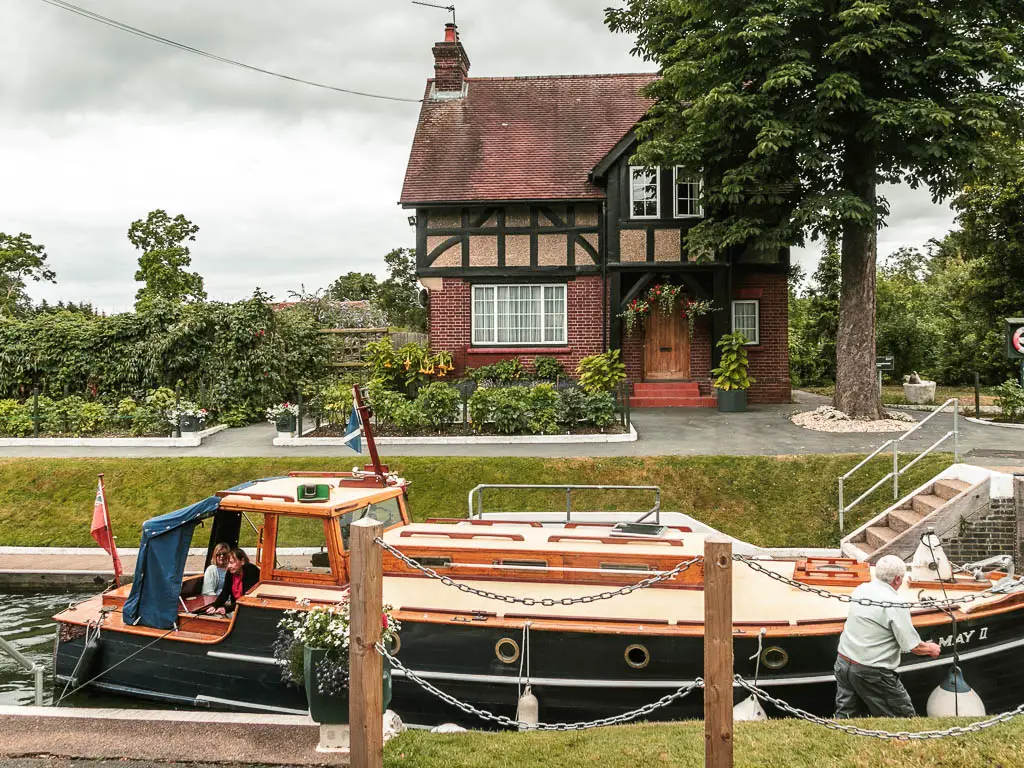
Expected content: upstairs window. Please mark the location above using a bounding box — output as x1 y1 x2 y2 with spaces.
472 284 566 345
674 168 704 218
731 300 760 345
629 166 660 219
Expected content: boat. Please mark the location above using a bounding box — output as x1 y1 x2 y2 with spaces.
54 390 1024 726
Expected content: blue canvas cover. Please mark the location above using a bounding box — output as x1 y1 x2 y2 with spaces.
122 479 275 629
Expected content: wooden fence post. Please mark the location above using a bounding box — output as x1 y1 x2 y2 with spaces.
704 535 734 768
350 518 384 768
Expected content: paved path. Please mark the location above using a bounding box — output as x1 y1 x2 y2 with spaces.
0 397 1020 464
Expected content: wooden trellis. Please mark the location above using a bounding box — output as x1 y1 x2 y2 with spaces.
319 328 389 368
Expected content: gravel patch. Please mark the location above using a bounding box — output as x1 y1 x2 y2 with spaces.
791 405 916 433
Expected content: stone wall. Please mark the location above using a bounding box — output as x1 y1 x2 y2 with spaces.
941 495 1019 566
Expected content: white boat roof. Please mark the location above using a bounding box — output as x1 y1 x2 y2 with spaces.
219 475 401 510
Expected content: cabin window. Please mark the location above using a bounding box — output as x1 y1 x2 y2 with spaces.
498 559 547 569
275 517 333 576
673 168 703 218
731 300 760 345
629 166 660 219
471 284 566 345
600 563 652 573
338 498 404 550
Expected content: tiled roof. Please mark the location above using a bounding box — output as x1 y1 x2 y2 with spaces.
400 73 657 205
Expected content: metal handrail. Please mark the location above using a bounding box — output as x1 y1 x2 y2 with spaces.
467 484 661 525
0 634 44 706
837 398 959 534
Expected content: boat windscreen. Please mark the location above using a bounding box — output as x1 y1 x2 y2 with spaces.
339 497 403 550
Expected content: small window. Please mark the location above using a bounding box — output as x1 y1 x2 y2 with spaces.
472 284 566 345
275 517 332 575
498 559 548 569
732 300 759 345
338 498 404 550
673 168 703 218
600 563 652 573
629 166 660 219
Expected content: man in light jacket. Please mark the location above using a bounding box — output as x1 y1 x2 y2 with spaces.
835 554 941 717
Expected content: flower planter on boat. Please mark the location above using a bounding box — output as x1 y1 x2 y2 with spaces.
303 646 393 724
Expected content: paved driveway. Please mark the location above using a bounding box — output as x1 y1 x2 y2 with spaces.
0 398 1019 464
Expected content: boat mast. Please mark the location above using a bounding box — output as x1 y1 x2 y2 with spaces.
353 385 385 481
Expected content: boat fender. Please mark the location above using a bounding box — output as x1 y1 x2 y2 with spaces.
383 710 406 743
926 667 986 717
516 684 539 728
70 630 103 690
733 695 768 721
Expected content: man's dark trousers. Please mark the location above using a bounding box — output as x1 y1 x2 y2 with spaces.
834 656 916 718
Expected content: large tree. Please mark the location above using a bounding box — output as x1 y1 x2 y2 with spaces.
328 271 378 302
608 0 1024 418
0 232 56 317
377 248 426 331
129 210 206 311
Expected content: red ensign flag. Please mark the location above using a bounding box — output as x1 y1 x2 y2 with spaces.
91 475 123 586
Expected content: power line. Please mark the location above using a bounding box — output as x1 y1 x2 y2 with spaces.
35 0 424 104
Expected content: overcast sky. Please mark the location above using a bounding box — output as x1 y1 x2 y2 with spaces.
1 0 955 312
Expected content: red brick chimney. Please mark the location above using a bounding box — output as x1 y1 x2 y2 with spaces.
431 23 470 98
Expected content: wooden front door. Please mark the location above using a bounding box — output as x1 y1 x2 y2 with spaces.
644 310 690 380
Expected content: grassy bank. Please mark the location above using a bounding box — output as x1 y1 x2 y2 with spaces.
0 454 950 548
384 718 1024 767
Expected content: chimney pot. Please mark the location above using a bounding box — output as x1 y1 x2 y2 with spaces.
444 22 457 43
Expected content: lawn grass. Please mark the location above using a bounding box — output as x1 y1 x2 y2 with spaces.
0 454 950 548
804 384 998 407
383 718 1024 767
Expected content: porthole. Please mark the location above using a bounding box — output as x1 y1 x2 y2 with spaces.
495 637 520 664
385 634 401 656
625 643 650 669
761 646 789 670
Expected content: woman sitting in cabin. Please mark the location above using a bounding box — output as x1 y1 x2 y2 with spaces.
208 549 260 616
201 542 231 596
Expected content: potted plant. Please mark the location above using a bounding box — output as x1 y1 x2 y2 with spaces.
166 401 207 435
711 332 755 412
275 600 398 724
267 402 300 437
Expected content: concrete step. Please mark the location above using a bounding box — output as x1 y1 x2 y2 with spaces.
629 396 717 408
632 382 702 396
866 525 897 551
911 493 946 515
841 540 872 562
933 479 971 501
888 508 925 534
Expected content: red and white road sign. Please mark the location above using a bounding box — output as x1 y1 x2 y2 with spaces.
1014 326 1024 354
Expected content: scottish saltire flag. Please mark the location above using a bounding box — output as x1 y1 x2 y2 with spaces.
91 475 124 586
344 407 362 454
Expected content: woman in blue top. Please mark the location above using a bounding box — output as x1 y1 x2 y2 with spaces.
201 542 231 595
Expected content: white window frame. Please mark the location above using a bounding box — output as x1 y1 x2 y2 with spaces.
471 283 567 346
731 299 760 345
629 165 660 219
673 167 704 219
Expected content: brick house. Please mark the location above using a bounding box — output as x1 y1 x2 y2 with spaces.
399 24 791 405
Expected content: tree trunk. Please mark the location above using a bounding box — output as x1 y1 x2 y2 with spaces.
834 149 884 420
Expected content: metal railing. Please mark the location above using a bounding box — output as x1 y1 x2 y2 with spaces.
837 398 959 534
468 484 661 524
0 634 44 706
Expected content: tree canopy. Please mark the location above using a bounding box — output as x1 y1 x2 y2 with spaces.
607 0 1024 417
0 232 56 317
129 210 207 310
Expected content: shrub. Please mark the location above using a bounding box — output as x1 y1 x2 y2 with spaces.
390 400 425 434
366 380 410 428
491 388 530 434
556 387 587 424
533 356 564 381
583 391 616 427
145 387 177 411
711 333 755 391
994 379 1024 421
0 399 32 437
527 383 560 434
78 402 110 435
576 350 626 393
467 359 528 385
415 382 461 429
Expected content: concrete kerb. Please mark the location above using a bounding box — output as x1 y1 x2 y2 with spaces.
0 424 229 448
964 416 1024 430
273 423 638 447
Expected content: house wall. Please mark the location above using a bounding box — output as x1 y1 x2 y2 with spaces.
428 275 607 376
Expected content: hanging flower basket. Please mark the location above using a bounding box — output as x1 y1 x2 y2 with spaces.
618 282 720 338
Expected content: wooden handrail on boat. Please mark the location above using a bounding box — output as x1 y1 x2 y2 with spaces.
398 530 526 542
547 534 684 546
424 518 544 527
563 522 693 533
215 490 296 502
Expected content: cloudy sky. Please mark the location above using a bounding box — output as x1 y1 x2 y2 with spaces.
1 0 955 312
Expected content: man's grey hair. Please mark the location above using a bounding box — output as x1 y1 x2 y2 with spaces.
874 555 907 585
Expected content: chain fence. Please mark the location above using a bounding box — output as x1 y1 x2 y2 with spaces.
734 555 1024 609
734 675 1024 740
377 643 703 731
375 537 702 606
